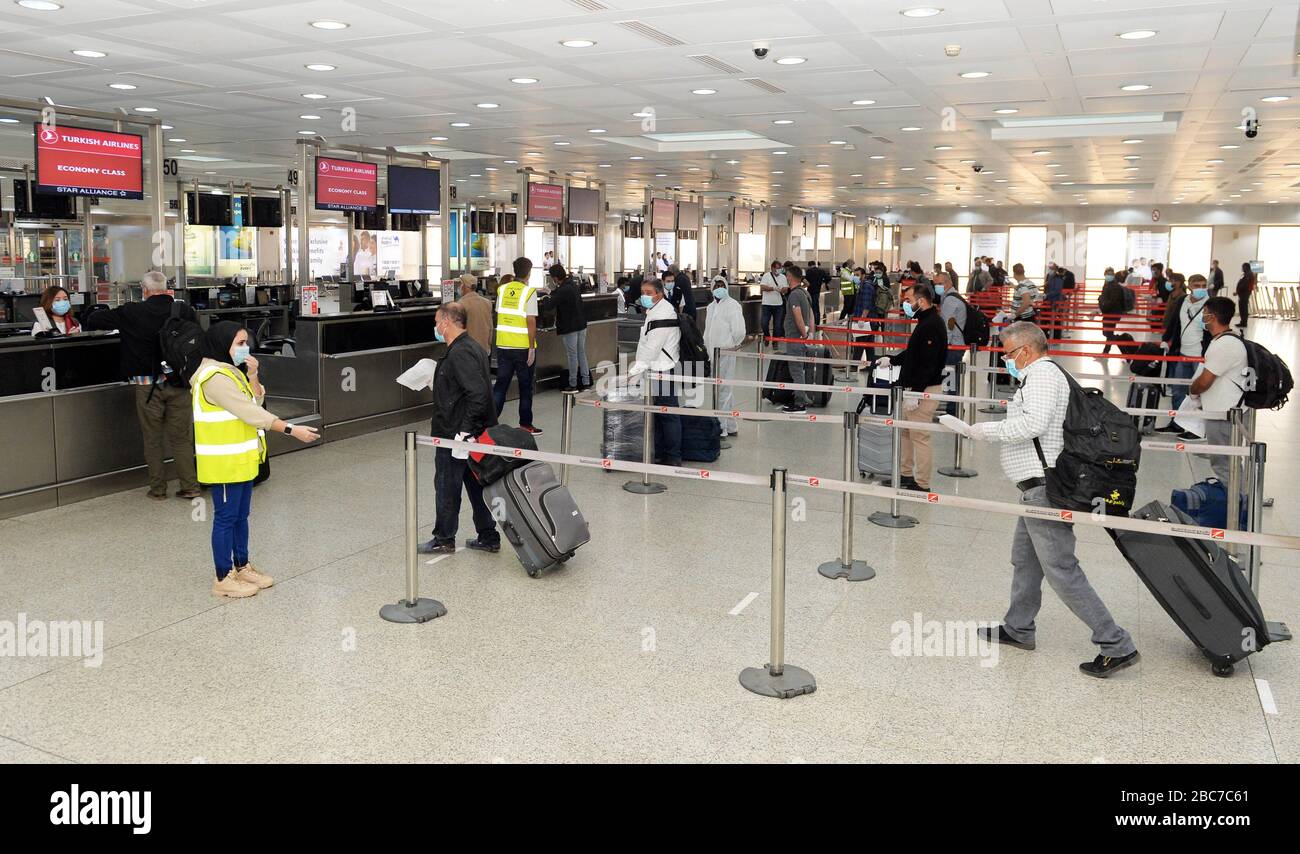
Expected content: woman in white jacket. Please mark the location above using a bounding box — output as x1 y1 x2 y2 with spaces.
703 276 747 436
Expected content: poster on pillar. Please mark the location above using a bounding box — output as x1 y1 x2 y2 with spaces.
285 227 349 279
1126 230 1169 280
377 233 403 278
654 232 675 267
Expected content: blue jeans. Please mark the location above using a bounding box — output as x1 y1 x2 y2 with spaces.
211 479 254 579
560 329 590 387
432 448 499 546
760 304 784 349
651 372 682 465
1166 358 1197 411
493 347 535 428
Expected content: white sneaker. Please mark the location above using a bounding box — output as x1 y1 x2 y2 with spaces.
212 572 258 598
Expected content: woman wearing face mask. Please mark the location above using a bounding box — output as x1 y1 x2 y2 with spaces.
31 286 81 337
192 321 320 598
1097 267 1126 352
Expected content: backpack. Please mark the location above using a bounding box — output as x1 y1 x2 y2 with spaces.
468 424 538 486
1226 334 1293 410
158 300 205 388
873 277 894 314
1112 334 1163 378
943 292 990 347
1032 361 1142 517
648 312 711 377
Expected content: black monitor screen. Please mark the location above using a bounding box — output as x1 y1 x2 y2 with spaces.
13 179 78 220
387 164 440 214
498 212 517 234
248 196 282 227
185 192 234 226
473 210 496 233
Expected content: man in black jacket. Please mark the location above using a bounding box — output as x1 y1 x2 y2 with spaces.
663 266 696 319
421 301 500 555
550 263 590 391
878 281 947 491
804 261 829 326
82 271 202 501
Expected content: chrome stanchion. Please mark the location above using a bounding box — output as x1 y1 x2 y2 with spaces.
740 468 816 699
939 358 978 479
713 345 731 450
979 341 1003 414
1246 442 1293 642
380 431 447 624
754 334 766 411
870 386 919 529
560 390 576 486
819 411 875 581
1226 409 1244 554
623 374 667 494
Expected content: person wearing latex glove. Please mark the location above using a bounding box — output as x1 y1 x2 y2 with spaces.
891 281 947 492
629 277 683 466
421 301 501 556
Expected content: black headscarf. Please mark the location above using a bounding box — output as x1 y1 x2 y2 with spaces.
202 321 247 367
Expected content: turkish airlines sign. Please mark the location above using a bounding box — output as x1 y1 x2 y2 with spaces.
34 124 144 199
527 183 563 222
314 156 378 212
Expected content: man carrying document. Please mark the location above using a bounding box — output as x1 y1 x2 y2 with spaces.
946 322 1139 679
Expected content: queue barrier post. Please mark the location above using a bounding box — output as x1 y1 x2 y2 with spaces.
938 358 978 479
1245 441 1295 643
560 390 576 486
818 410 876 582
379 431 447 624
623 374 667 495
1226 409 1244 553
754 333 766 411
869 385 919 529
714 345 731 450
979 340 1003 414
740 467 817 699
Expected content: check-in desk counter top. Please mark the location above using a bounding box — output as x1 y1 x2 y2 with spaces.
0 331 320 519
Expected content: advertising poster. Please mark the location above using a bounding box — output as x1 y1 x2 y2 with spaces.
286 227 349 278
972 232 1008 265
184 225 215 276
301 284 319 315
1126 230 1169 280
352 230 378 278
217 226 256 277
377 233 403 278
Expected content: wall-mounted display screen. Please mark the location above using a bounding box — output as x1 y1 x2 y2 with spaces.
473 210 497 233
652 198 677 232
498 212 518 234
387 164 439 214
527 183 564 222
315 156 378 212
248 196 282 228
677 201 700 231
568 187 600 225
185 191 234 226
13 179 78 220
34 123 144 199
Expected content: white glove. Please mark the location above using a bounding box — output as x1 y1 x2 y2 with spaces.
452 431 470 460
1160 340 1170 351
903 397 921 414
875 356 892 369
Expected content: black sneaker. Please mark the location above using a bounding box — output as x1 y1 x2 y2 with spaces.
521 425 544 436
1154 423 1183 434
976 625 1036 651
781 404 807 414
561 384 578 393
465 537 500 553
1177 431 1204 441
898 476 922 491
1079 650 1140 679
416 539 456 555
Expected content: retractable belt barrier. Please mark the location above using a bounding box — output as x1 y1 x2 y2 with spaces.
965 365 1197 386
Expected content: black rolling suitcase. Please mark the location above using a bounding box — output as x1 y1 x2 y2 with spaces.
1125 382 1162 433
1109 501 1276 677
807 345 833 408
483 461 591 578
762 359 796 406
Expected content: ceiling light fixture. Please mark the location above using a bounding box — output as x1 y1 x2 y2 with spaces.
901 7 943 17
305 63 336 72
994 107 1018 114
133 106 157 112
450 121 470 127
934 144 952 151
959 71 990 79
1122 138 1143 144
560 39 596 48
691 88 717 95
851 99 876 106
1120 83 1151 91
108 83 136 90
772 119 794 125
301 92 327 99
1260 95 1290 103
1118 30 1157 40
310 20 348 30
17 0 62 9
476 102 498 109
430 136 448 141
829 139 847 145
587 128 606 133
72 49 106 58
775 57 806 65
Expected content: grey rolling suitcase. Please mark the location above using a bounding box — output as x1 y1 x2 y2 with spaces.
857 422 893 478
483 461 591 578
1109 501 1279 677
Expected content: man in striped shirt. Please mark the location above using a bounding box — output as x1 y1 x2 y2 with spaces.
967 322 1139 679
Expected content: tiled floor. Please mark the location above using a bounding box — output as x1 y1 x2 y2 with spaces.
0 318 1296 763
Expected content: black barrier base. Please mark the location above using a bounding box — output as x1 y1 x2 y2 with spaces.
938 466 978 478
379 598 447 624
817 559 876 582
870 510 919 528
739 663 816 699
623 480 667 494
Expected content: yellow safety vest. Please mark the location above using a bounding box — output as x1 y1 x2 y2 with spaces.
192 363 266 484
495 281 537 349
840 270 856 295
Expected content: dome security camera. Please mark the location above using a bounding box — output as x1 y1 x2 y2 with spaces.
1244 119 1259 139
753 43 770 59
972 163 984 173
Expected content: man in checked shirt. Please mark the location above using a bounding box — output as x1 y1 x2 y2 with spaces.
967 322 1140 679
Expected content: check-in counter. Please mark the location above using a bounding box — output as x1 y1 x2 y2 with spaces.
0 331 320 519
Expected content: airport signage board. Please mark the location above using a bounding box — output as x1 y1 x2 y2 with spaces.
34 124 144 199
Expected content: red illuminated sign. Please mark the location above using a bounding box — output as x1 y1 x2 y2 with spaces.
34 123 143 199
527 183 563 222
314 156 378 212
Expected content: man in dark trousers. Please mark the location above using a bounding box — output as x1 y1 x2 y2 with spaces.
877 281 947 492
82 270 202 501
804 260 829 327
420 301 500 555
663 265 696 319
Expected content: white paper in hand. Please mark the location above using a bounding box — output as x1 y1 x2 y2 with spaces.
939 414 972 437
1173 396 1206 439
396 358 437 391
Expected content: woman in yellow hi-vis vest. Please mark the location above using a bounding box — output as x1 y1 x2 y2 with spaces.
192 322 319 598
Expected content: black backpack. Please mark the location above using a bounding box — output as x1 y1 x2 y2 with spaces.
944 292 990 347
158 301 204 388
648 312 711 377
1032 361 1142 517
1226 334 1293 410
468 424 538 486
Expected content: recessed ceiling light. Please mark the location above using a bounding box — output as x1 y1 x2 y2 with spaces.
134 106 157 113
560 39 596 48
691 88 717 95
1122 138 1143 144
0 117 19 123
901 7 943 17
851 99 876 106
527 151 543 156
850 173 863 177
301 92 327 99
829 139 847 145
476 102 499 109
310 20 349 30
1054 173 1068 178
17 0 62 9
168 137 186 143
1118 30 1157 40
1044 163 1061 168
1122 155 1140 161
429 136 448 141
469 173 481 178
775 57 806 65
108 83 136 90
72 49 106 58
960 159 976 164
587 128 606 134
504 159 518 164
900 166 915 171
901 126 922 132
297 130 315 136
597 163 611 168
450 121 471 128
1260 95 1290 103
510 77 539 86
1120 83 1151 92
959 71 990 79
772 150 788 155
553 141 570 145
1061 181 1075 185
1032 149 1051 155
180 149 196 154
934 144 952 151
1220 144 1239 149
816 163 830 168
305 63 336 72
1124 166 1140 171
994 107 1019 114
485 167 497 172
772 119 795 125
687 166 701 171
629 155 644 160
631 110 653 118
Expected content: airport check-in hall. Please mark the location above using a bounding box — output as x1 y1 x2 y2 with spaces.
1 0 1300 788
